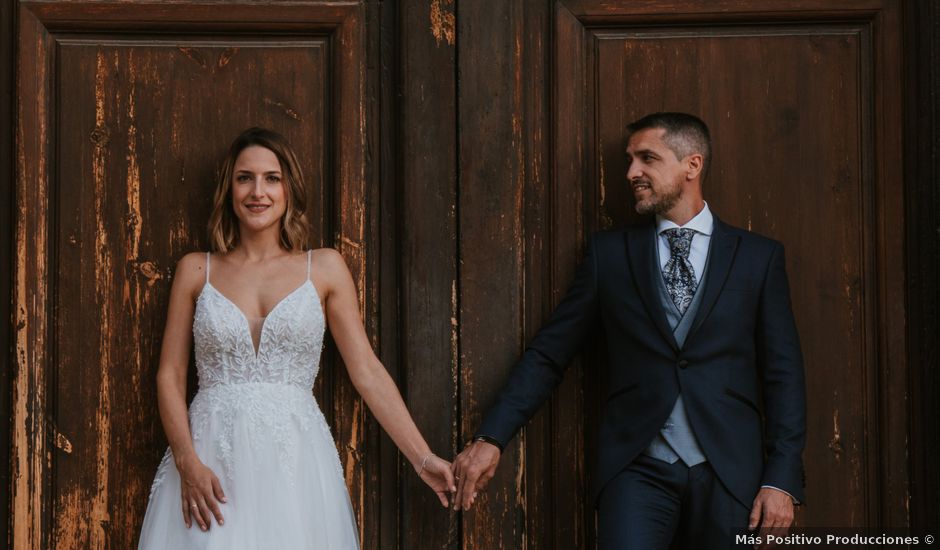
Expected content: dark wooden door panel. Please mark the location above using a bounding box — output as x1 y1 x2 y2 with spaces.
13 3 375 549
555 0 905 535
54 39 329 549
595 27 868 526
7 0 917 548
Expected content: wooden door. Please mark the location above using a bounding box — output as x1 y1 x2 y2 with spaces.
558 0 905 543
450 0 907 547
6 0 923 548
11 3 380 548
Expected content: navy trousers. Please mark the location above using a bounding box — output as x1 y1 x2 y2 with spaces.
597 454 752 549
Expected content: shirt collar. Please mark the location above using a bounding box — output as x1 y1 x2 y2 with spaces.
656 201 714 236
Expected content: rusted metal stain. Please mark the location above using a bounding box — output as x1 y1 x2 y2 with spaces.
429 0 455 46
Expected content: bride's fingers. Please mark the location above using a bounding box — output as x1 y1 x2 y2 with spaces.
181 497 192 528
194 496 211 531
189 498 205 531
440 463 457 493
211 476 227 504
204 491 225 526
430 460 457 493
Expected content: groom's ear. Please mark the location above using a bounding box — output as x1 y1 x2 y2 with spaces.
685 153 704 181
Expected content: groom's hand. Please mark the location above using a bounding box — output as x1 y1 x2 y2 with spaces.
749 487 795 544
451 440 501 511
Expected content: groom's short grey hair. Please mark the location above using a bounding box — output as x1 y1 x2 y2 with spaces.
625 112 712 179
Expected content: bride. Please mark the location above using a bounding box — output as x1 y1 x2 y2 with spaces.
138 128 454 549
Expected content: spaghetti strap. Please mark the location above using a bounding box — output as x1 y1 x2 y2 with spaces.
205 252 211 284
306 249 312 280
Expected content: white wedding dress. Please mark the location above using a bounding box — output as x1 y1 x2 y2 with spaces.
138 250 359 549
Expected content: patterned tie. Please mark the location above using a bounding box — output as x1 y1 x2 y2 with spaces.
662 228 697 314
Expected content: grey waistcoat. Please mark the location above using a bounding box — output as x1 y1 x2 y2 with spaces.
642 243 709 466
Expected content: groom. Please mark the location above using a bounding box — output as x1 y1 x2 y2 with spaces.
452 113 806 548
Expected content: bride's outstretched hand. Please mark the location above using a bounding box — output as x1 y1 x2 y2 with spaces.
415 454 456 508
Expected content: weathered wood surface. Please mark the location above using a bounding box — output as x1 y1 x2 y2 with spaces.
903 0 940 533
0 0 15 540
398 0 458 548
555 0 908 532
10 2 377 549
595 26 875 528
4 0 933 549
12 8 55 550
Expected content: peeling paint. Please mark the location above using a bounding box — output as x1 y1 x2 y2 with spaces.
263 97 301 121
53 429 73 454
137 261 165 286
177 46 207 69
828 407 843 461
91 50 113 550
429 0 455 47
13 20 51 548
218 47 238 68
344 399 362 486
339 235 363 250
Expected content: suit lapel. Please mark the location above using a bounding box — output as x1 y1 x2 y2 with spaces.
686 217 739 342
625 225 679 351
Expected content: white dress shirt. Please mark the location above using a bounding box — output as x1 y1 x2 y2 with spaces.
656 202 713 287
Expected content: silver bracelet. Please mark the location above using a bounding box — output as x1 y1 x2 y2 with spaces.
418 452 435 475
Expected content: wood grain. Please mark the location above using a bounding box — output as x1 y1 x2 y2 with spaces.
397 0 459 548
557 0 907 533
12 8 55 549
457 1 526 546
903 0 940 532
3 0 928 547
0 0 16 547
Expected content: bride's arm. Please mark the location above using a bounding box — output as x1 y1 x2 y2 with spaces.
156 252 226 530
317 249 455 507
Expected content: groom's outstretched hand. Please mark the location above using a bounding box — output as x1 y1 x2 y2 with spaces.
451 440 501 511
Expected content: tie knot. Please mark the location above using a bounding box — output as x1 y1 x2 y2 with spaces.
663 228 696 260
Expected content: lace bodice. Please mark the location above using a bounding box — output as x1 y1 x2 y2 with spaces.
153 250 338 484
141 251 357 548
192 250 326 390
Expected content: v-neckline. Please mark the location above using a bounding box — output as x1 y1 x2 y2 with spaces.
204 280 312 359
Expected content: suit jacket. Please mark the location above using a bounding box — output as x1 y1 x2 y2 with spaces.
477 216 807 507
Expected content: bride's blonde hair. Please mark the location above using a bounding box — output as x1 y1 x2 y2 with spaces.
208 127 312 253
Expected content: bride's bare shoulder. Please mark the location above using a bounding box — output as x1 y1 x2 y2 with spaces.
310 247 352 280
173 251 210 298
310 246 349 267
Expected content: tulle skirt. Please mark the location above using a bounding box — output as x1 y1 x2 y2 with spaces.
138 382 359 549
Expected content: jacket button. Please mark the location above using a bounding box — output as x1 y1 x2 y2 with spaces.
678 360 689 369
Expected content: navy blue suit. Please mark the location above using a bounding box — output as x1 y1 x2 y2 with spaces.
477 217 806 544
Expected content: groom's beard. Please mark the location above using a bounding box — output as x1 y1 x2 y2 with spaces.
634 178 683 216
